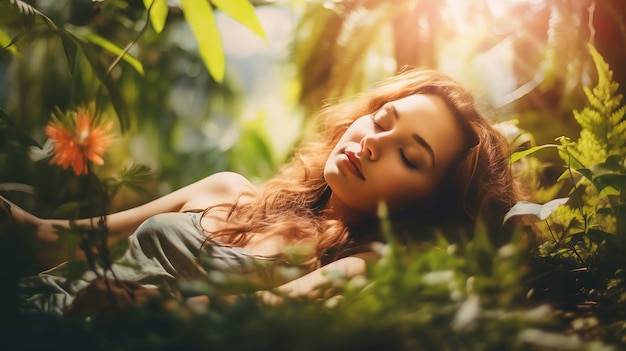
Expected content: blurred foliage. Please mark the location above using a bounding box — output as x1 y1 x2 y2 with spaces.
0 208 619 350
2 0 626 211
290 0 626 150
0 0 279 217
506 43 626 348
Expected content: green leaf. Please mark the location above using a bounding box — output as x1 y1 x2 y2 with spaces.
593 173 626 193
509 144 559 164
0 108 14 126
142 0 169 33
62 259 90 282
58 30 77 73
0 28 20 56
79 40 131 132
53 201 84 217
118 164 153 194
211 0 267 40
0 108 41 148
503 197 570 224
181 0 225 82
587 229 616 246
83 32 145 76
574 167 593 182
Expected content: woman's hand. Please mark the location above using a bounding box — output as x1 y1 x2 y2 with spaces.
64 278 161 321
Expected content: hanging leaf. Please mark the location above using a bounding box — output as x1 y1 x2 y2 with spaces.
59 31 77 74
503 197 570 224
83 33 144 76
142 0 169 34
181 0 224 83
79 41 131 132
212 0 266 40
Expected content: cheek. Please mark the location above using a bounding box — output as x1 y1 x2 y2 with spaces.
375 171 439 212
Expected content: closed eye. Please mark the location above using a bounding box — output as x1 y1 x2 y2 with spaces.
370 115 385 131
399 149 417 169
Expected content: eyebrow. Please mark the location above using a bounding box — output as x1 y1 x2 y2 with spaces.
389 104 436 168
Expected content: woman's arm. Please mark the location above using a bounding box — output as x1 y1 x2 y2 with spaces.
65 252 379 319
258 252 379 304
3 171 254 241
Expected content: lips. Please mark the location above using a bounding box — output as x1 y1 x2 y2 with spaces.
342 150 365 180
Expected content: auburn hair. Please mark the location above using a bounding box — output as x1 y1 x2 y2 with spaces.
203 68 519 269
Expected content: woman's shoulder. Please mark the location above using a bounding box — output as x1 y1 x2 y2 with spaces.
198 172 258 197
178 172 258 212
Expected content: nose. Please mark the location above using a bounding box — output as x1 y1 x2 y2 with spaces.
360 134 380 161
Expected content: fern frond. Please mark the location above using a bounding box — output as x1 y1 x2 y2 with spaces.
576 130 607 166
582 86 604 112
572 45 626 165
588 43 621 107
573 107 601 134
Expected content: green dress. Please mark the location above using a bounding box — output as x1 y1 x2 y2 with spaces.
19 212 292 315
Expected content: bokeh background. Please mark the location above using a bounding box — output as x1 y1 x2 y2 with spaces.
1 0 625 216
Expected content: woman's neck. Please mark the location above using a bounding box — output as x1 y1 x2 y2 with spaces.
324 192 371 228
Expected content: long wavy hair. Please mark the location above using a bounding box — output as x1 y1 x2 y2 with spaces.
204 68 518 269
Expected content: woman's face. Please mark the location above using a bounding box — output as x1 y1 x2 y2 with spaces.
324 94 467 216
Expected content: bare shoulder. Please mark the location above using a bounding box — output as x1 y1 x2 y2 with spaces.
179 172 257 212
198 172 257 197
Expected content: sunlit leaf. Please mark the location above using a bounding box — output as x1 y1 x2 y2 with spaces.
0 28 20 56
142 0 169 33
181 0 224 82
211 0 266 40
503 197 570 224
83 32 144 76
509 144 558 164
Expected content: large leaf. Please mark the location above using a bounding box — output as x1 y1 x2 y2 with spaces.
212 0 266 40
503 197 570 224
59 30 77 73
181 0 224 83
142 0 169 34
83 32 144 76
78 37 131 132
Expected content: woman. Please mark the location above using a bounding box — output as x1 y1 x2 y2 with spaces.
5 68 518 318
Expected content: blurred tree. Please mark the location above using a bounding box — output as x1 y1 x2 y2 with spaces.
291 0 447 113
289 0 626 149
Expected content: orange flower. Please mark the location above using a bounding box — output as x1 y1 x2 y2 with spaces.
45 107 114 176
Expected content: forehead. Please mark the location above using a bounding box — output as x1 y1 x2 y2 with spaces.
392 94 466 168
391 94 449 115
